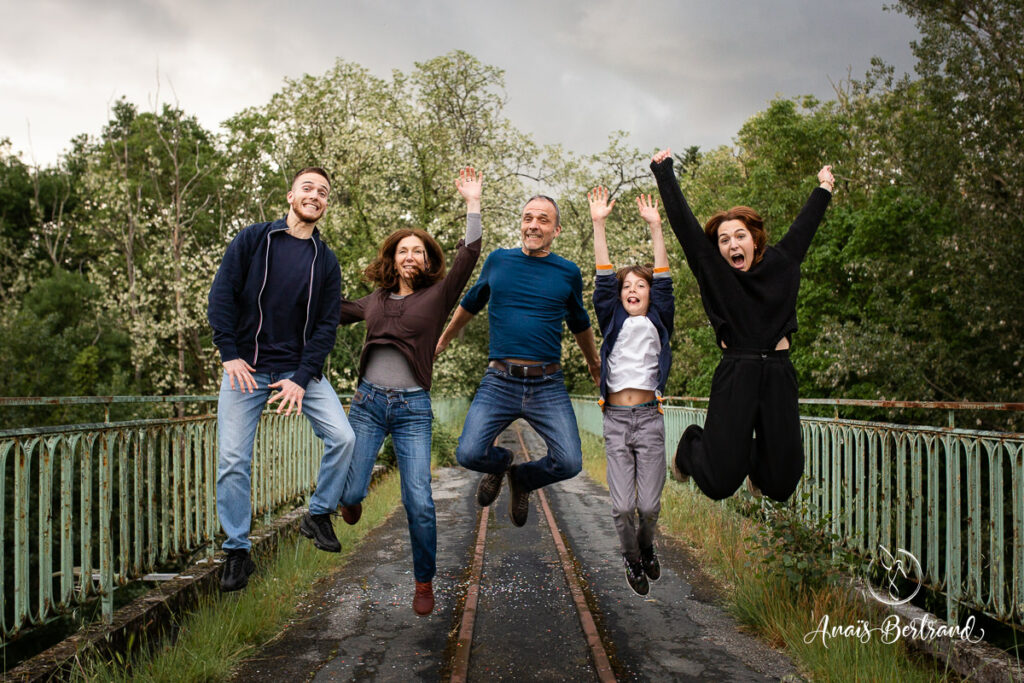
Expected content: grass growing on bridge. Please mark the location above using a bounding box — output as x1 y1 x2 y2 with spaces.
579 432 960 683
71 471 403 683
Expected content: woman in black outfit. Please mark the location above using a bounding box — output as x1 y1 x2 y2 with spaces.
649 148 834 502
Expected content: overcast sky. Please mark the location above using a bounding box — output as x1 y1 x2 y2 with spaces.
1 0 921 166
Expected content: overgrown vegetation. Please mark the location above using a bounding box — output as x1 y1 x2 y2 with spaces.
579 431 960 681
70 472 402 682
738 492 860 594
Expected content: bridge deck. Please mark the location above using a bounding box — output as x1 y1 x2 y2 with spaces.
230 421 797 681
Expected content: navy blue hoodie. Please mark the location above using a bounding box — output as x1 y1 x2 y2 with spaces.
593 269 674 400
207 216 341 389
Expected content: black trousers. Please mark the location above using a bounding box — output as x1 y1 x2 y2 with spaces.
677 348 803 502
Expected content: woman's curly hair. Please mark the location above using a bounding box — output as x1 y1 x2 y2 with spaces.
364 229 446 291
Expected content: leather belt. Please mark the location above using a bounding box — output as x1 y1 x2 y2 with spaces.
489 360 561 378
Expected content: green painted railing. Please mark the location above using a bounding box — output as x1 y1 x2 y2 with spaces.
6 393 1021 642
573 396 1024 627
0 395 469 644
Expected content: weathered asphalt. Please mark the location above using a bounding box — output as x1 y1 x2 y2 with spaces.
231 421 800 681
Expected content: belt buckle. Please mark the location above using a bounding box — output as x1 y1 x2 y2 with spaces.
510 363 527 378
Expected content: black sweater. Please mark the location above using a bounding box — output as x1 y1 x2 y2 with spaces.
651 157 831 350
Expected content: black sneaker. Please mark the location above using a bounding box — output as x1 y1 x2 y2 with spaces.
640 545 661 581
220 548 255 592
300 512 341 552
476 472 504 507
623 556 650 596
507 465 530 527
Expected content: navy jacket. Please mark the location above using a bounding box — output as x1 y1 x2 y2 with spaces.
207 216 341 389
593 270 674 400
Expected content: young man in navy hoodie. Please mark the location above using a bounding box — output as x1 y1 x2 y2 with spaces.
208 168 355 592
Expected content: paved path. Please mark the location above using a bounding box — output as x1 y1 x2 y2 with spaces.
232 421 799 681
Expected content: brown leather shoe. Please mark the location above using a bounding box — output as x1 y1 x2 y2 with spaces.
340 503 362 525
413 581 434 616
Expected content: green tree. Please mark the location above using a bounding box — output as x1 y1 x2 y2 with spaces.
224 52 553 396
76 99 226 396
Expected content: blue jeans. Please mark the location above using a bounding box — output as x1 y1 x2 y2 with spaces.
217 370 355 551
456 367 582 492
341 380 436 583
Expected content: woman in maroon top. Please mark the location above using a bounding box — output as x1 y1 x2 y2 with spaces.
650 148 833 503
336 167 483 615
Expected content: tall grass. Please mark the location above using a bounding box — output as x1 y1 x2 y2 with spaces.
579 431 958 682
72 472 402 683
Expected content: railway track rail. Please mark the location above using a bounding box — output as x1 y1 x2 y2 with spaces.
231 420 795 681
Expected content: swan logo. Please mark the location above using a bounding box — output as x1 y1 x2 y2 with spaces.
867 546 922 606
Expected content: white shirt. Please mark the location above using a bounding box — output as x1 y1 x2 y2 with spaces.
606 315 661 393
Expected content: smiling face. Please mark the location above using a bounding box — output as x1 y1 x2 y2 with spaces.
620 271 652 316
717 219 755 271
394 234 428 285
520 197 561 256
287 172 330 223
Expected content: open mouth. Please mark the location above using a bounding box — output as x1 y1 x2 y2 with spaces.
730 253 746 268
626 296 640 305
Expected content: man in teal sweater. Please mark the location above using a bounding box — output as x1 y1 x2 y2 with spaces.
436 195 601 527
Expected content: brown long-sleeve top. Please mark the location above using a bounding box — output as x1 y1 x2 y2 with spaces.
339 227 481 391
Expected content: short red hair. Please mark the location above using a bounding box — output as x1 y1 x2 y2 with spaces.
704 206 767 266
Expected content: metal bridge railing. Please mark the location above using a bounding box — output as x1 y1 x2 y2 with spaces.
572 396 1024 628
0 398 325 643
0 395 470 645
5 393 1020 642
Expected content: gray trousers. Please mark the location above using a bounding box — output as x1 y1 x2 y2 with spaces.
603 404 666 562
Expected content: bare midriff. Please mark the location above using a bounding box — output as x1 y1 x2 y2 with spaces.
606 388 657 406
504 358 544 365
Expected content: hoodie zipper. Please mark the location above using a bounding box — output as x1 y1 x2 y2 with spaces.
252 225 288 365
253 224 319 365
304 238 318 345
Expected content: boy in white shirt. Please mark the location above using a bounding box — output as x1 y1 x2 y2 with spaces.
589 187 675 596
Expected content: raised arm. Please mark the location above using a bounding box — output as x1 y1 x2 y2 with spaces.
776 165 835 263
587 186 615 267
456 166 482 216
649 148 713 268
636 193 668 270
444 166 485 309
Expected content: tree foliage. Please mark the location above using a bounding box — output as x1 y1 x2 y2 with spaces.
0 35 1019 427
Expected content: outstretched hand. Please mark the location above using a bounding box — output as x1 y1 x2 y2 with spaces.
267 378 305 416
588 186 615 222
651 148 672 164
456 166 483 212
223 358 258 393
818 165 835 192
636 194 661 226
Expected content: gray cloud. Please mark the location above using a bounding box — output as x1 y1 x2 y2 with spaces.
1 0 919 164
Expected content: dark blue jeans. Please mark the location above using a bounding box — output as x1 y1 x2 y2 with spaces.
342 380 436 583
456 368 582 492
